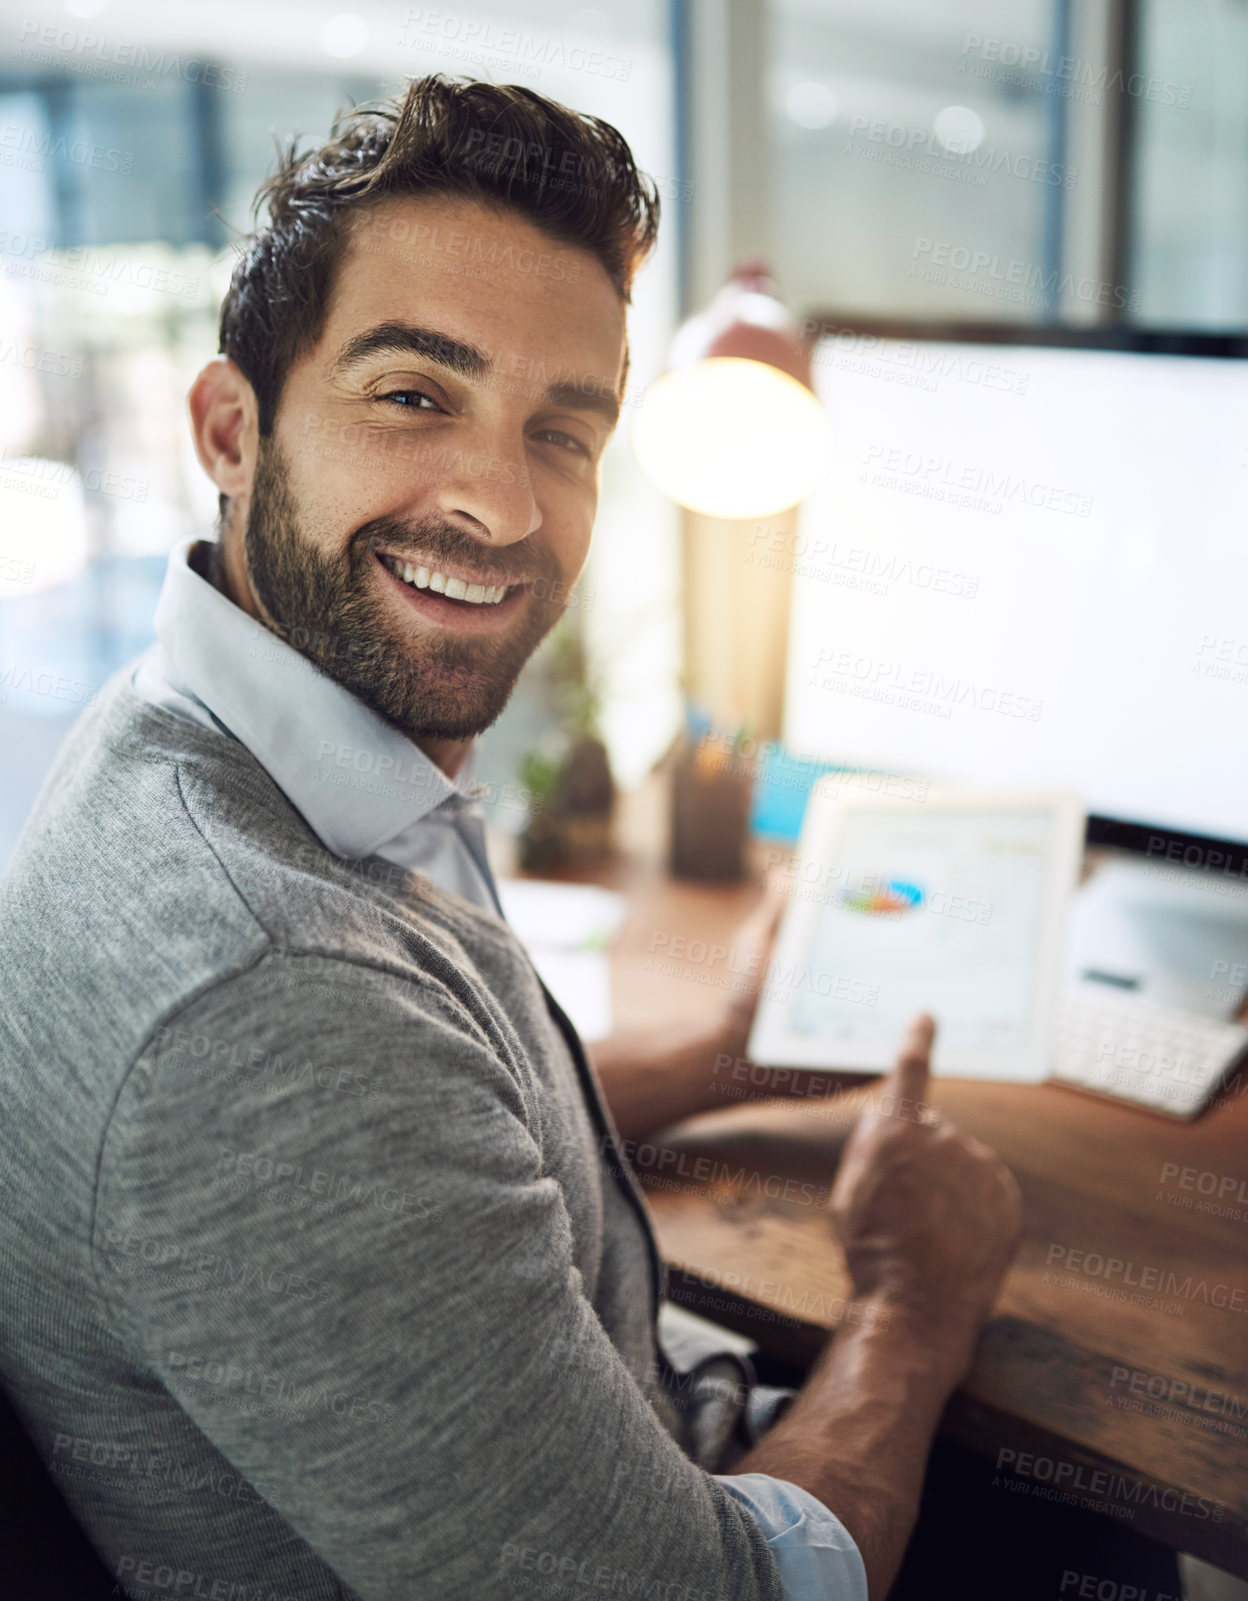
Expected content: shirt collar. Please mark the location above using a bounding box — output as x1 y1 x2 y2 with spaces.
152 537 481 860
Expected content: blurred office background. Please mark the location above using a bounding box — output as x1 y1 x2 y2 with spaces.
1 0 1245 864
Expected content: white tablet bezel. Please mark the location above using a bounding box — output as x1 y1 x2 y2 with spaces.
747 779 1087 1081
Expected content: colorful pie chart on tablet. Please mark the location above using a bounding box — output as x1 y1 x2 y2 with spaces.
839 879 924 915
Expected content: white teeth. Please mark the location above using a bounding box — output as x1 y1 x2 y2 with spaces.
384 555 508 605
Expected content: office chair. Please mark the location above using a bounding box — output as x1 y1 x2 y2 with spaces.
0 1380 129 1597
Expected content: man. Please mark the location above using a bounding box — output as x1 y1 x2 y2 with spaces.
0 75 1027 1599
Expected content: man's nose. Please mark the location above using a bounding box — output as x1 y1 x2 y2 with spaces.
433 423 542 548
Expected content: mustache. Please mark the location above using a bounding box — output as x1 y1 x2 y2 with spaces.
352 515 557 590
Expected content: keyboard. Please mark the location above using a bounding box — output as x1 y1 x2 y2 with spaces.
1050 985 1248 1118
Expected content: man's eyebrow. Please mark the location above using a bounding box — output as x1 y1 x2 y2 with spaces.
327 321 490 381
543 380 621 430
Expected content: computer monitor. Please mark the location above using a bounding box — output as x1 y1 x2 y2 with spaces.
781 320 1248 870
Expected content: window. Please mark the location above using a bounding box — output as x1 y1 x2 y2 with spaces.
1130 0 1248 325
766 0 1057 319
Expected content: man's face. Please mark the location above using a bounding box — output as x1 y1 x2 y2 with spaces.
236 192 626 742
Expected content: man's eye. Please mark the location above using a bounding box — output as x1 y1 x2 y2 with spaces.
378 390 441 411
534 428 590 458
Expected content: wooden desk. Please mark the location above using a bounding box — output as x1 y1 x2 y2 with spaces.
577 803 1248 1576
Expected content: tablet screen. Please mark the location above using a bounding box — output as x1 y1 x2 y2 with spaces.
788 807 1054 1057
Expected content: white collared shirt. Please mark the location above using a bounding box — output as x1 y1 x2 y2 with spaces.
132 538 502 915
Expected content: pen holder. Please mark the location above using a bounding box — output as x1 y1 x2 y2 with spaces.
669 735 754 882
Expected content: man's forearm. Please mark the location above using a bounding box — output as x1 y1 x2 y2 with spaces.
589 1016 867 1142
732 1300 974 1599
587 1019 740 1140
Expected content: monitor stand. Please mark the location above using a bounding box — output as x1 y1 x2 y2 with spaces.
1063 848 1248 1018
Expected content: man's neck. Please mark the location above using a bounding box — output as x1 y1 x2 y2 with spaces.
192 538 475 783
419 736 473 781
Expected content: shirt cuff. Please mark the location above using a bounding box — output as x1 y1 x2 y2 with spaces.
716 1472 869 1601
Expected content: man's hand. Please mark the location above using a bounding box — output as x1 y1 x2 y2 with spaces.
734 1015 1026 1599
592 876 873 1141
828 1012 1024 1381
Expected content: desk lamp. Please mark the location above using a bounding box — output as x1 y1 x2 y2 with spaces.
630 264 829 876
629 259 829 520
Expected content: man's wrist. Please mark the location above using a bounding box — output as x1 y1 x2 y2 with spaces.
850 1289 986 1391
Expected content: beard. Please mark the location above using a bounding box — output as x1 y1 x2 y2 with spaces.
240 435 569 741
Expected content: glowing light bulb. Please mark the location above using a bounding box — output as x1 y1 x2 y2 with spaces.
631 358 830 519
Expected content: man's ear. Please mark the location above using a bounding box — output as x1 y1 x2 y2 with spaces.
188 356 259 501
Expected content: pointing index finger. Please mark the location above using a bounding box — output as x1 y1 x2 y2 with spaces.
883 1011 934 1107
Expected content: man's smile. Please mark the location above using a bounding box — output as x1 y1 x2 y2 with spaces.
373 548 529 632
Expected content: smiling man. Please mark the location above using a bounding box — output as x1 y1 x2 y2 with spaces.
204 187 625 765
0 75 1037 1601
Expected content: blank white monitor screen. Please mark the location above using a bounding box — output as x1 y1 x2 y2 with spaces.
782 333 1248 844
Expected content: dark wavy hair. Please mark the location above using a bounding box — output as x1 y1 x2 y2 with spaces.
216 73 661 522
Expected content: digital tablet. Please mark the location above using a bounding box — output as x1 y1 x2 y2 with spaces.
747 781 1086 1081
